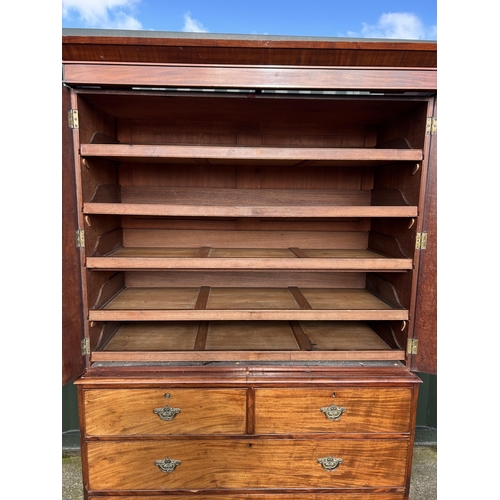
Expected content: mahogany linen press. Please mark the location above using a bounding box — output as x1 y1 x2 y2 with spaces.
62 29 437 499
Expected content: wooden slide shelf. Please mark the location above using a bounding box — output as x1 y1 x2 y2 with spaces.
87 229 411 271
80 143 423 166
84 186 417 218
87 247 412 270
89 286 408 322
91 320 405 363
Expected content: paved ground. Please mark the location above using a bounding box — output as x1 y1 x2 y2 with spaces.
62 444 437 500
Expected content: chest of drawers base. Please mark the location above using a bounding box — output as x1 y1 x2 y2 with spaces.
77 367 420 499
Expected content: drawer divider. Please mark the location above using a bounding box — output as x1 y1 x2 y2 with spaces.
290 321 313 351
194 321 209 350
195 286 211 309
289 286 312 310
246 387 255 435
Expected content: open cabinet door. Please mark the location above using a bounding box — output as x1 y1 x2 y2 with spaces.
410 96 437 375
62 84 85 385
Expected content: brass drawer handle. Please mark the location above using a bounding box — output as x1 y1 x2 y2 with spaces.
153 393 181 421
320 404 346 421
317 456 343 472
154 457 181 473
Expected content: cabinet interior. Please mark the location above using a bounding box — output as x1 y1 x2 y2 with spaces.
75 89 430 365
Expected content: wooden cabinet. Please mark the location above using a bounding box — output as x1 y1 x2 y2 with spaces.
62 29 437 499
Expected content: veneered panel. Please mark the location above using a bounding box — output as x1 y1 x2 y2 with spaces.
62 31 437 68
411 98 437 374
62 85 85 385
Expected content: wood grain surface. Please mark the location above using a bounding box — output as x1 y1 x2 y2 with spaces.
87 438 408 490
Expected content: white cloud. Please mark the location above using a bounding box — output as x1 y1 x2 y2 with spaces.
62 0 142 29
349 12 436 40
183 12 208 33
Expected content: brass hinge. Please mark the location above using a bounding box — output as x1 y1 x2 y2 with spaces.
415 232 427 250
426 117 437 135
75 229 85 248
407 338 419 355
68 109 79 129
81 338 90 356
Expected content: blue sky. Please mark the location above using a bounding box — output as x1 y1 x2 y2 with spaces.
62 0 437 40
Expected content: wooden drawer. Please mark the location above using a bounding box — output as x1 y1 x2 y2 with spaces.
89 495 405 499
87 438 408 490
83 388 247 435
254 388 412 434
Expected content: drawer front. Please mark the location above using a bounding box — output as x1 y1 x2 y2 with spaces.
254 388 412 434
89 495 405 499
87 439 408 490
83 388 247 435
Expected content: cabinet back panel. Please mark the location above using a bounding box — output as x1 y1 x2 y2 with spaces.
124 119 366 148
377 103 429 150
118 187 372 207
123 229 368 249
77 96 117 145
121 216 369 232
118 164 372 191
125 120 238 145
124 271 366 288
260 166 371 190
82 92 425 132
119 163 237 188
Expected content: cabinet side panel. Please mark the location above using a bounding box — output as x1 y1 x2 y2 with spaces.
62 84 85 385
411 98 437 374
